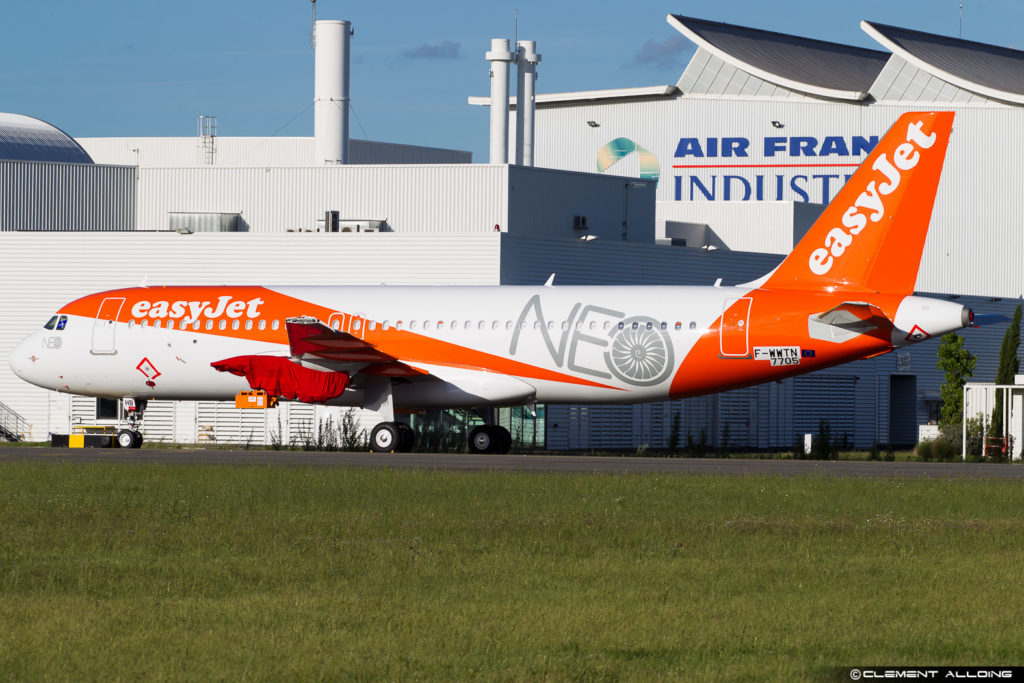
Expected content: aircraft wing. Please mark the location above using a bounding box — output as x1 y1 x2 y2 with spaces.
284 316 427 377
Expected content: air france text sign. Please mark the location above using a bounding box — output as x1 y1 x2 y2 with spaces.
671 133 880 204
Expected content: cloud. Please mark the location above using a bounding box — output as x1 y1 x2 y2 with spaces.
625 34 692 69
403 41 460 60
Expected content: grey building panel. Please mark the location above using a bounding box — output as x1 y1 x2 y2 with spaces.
0 161 135 231
672 15 888 95
866 22 1024 101
0 113 93 164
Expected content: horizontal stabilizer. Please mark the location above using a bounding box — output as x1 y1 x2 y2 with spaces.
809 301 895 343
815 302 893 335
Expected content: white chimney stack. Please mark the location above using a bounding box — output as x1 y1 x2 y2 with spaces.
314 20 351 165
486 38 515 164
514 40 541 166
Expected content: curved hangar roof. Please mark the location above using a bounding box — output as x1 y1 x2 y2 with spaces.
669 14 889 101
0 113 93 164
862 21 1024 105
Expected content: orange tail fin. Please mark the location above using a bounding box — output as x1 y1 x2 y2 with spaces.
763 111 954 294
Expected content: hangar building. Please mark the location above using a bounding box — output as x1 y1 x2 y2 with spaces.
2 15 1022 451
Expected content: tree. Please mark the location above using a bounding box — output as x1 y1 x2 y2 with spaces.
937 332 976 428
991 305 1022 439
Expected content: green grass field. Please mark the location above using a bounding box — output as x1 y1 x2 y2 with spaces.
2 463 1023 680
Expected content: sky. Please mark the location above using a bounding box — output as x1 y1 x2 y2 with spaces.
3 0 1023 162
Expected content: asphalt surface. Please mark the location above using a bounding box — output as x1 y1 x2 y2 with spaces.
1 446 1023 478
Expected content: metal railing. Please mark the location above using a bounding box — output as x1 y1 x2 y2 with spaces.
0 400 28 442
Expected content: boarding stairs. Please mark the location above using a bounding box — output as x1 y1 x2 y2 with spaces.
0 400 28 442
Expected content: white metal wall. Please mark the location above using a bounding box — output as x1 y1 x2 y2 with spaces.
0 161 135 231
77 137 471 167
135 164 508 233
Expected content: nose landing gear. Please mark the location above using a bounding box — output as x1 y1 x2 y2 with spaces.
116 398 147 449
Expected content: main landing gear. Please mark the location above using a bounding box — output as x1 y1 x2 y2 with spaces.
468 425 512 454
367 421 512 454
369 422 416 453
116 398 146 449
363 377 512 455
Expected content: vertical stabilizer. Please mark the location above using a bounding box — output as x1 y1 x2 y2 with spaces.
763 111 954 294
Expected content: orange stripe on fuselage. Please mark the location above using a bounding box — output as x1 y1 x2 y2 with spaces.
60 286 618 391
669 289 904 399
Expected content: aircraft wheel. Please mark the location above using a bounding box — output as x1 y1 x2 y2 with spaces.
493 426 512 454
370 422 400 453
116 429 136 449
469 425 495 454
396 423 416 452
132 431 144 449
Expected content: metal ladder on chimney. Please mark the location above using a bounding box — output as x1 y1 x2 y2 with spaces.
0 400 28 442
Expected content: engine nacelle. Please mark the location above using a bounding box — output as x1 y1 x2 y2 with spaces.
891 295 971 346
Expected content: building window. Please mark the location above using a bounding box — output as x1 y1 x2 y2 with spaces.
96 398 120 421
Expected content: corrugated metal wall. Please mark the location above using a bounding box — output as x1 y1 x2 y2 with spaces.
136 164 508 233
77 137 471 167
0 161 135 231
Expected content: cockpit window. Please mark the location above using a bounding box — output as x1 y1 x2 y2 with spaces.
44 316 58 330
56 316 67 330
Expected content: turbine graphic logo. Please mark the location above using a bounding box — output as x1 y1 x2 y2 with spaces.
596 138 660 184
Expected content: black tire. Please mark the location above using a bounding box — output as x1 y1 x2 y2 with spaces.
493 426 512 454
469 426 494 454
370 422 399 453
396 423 416 452
131 431 144 449
116 429 136 449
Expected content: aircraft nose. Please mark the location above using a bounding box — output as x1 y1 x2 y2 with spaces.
9 333 40 384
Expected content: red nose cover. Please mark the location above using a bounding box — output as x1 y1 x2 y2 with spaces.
211 356 349 403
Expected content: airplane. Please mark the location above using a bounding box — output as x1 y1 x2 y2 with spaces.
10 110 974 453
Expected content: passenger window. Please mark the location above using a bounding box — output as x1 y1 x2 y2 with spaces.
506 321 512 330
589 321 596 331
547 321 554 330
352 319 362 331
382 321 390 330
231 320 240 330
154 320 162 329
675 322 682 331
645 322 653 331
632 322 639 331
617 321 625 331
272 320 280 331
43 316 58 330
245 320 253 331
450 321 457 329
409 320 417 330
258 320 266 331
192 320 200 331
397 321 404 330
478 321 486 330
603 321 610 331
206 320 214 331
219 320 227 331
181 320 190 330
689 321 697 330
464 321 472 330
492 321 499 330
561 321 569 331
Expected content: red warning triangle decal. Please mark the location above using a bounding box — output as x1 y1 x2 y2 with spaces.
904 325 930 342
